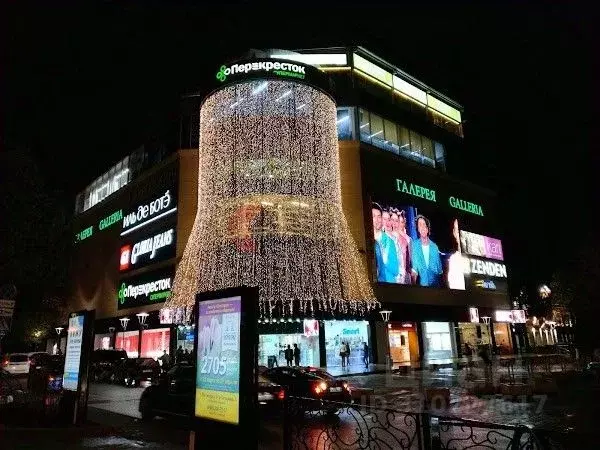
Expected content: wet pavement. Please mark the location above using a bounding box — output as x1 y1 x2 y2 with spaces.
3 360 597 448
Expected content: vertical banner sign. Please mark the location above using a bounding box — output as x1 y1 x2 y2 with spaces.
61 309 95 426
63 314 85 391
195 296 241 424
193 287 258 450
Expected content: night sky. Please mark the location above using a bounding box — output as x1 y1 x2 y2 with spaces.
4 5 596 295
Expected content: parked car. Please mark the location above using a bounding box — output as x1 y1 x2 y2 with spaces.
90 349 128 382
2 352 48 376
138 364 285 421
27 354 65 395
111 357 161 387
262 366 351 411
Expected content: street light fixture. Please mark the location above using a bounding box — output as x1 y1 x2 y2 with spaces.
55 327 64 355
481 316 492 355
119 317 130 352
136 312 149 328
379 310 392 369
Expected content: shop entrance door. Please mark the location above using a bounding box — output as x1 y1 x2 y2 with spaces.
389 330 410 363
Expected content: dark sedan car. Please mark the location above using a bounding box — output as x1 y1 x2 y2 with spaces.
138 364 285 421
262 367 351 410
27 354 64 395
111 358 161 387
90 349 128 382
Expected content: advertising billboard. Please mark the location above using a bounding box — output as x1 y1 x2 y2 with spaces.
117 266 175 310
63 313 85 391
119 227 176 272
364 150 507 295
195 296 241 425
121 188 178 237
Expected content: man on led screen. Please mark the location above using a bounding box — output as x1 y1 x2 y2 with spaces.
372 204 399 283
410 214 442 287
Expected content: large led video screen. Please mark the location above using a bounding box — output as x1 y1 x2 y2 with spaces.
364 151 507 294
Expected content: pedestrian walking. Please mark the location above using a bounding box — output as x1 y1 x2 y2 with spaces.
285 345 293 367
159 350 171 371
362 342 369 369
293 343 300 366
340 342 347 368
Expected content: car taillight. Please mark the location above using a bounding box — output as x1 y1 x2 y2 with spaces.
313 381 328 395
277 389 285 401
2 360 8 366
343 382 349 391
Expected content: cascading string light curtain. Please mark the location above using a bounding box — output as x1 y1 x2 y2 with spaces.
167 79 379 318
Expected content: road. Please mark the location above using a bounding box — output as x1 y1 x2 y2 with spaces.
86 367 600 449
4 368 598 448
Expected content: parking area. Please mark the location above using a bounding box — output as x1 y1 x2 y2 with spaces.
88 382 146 418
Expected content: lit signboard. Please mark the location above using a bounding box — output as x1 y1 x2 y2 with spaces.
119 227 176 272
63 313 85 391
427 94 462 123
365 150 506 295
117 267 174 309
393 75 427 104
74 209 123 244
212 58 332 96
353 53 393 87
75 226 93 243
195 296 242 425
495 310 513 323
303 319 319 337
269 53 347 66
460 231 504 261
121 189 177 236
469 307 479 323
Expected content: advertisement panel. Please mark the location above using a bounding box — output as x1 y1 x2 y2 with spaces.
119 227 176 272
195 296 241 425
121 188 178 237
364 150 507 294
63 314 85 391
117 267 175 310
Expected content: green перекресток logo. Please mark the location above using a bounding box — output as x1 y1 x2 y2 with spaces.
216 61 306 82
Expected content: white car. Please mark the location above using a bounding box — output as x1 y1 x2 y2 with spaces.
2 352 47 375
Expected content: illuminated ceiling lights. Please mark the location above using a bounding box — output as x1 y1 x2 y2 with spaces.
167 79 378 318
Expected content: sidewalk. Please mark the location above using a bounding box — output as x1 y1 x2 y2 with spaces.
324 352 579 377
0 407 189 449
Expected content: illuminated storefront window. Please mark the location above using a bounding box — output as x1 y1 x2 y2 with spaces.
422 322 455 360
492 323 513 354
336 107 354 140
324 320 370 367
141 328 171 360
94 333 112 350
357 108 445 170
116 331 139 358
258 333 320 368
457 323 490 351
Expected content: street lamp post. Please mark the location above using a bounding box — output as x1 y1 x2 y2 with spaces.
481 315 492 354
136 312 149 358
379 310 392 369
55 327 64 355
119 317 130 354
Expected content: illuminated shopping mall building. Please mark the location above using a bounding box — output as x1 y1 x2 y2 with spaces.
62 47 541 368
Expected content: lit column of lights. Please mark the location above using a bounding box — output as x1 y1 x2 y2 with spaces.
167 79 379 317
